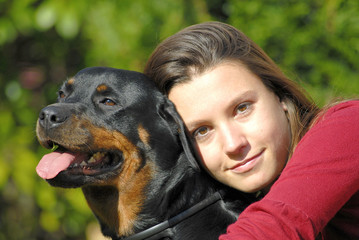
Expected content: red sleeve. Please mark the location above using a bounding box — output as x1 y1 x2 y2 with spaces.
220 100 359 239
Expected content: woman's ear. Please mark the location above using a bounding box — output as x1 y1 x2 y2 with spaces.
157 98 201 171
280 98 288 112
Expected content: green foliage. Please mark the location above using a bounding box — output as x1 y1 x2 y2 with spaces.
0 0 358 239
227 0 359 105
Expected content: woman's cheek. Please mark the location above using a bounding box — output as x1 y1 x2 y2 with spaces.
198 143 222 175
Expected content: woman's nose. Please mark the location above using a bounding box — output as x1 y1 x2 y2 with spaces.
220 122 247 155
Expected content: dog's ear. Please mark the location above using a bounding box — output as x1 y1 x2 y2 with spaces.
158 98 201 171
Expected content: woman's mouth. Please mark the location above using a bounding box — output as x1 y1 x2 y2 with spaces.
229 150 264 173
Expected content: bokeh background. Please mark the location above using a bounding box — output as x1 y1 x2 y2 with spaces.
0 0 358 239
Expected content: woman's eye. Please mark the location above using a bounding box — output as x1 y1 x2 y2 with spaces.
236 103 250 114
101 98 116 106
193 126 209 139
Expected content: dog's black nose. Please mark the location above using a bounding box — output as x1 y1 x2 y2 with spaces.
39 105 68 129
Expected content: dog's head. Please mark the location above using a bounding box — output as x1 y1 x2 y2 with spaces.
36 67 200 188
36 67 212 238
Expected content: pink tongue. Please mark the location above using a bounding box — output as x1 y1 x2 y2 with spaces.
36 152 81 179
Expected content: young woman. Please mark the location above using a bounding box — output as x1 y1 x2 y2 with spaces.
144 22 359 239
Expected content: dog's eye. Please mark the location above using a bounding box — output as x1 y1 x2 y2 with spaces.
101 98 116 106
58 91 65 99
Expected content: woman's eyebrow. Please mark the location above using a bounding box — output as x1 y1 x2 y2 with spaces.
186 120 206 132
227 90 257 107
185 90 257 131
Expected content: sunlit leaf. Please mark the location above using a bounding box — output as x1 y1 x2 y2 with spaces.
35 4 57 30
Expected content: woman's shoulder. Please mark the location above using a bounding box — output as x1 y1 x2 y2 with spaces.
327 99 359 111
299 100 359 148
317 99 359 123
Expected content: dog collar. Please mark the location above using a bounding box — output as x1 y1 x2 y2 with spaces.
123 191 223 240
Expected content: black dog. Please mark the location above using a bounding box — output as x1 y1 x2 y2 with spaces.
36 67 255 239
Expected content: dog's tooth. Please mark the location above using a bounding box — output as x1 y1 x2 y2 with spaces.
95 152 106 160
80 161 87 167
88 156 96 164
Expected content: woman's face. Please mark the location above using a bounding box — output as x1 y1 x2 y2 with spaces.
169 62 291 193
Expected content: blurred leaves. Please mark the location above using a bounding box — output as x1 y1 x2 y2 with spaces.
0 0 358 239
227 0 359 105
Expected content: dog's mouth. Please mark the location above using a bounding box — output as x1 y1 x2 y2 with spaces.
36 142 122 180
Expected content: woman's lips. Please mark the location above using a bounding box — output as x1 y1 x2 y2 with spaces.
229 150 264 173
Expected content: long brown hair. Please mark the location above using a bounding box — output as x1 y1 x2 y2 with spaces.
144 21 320 156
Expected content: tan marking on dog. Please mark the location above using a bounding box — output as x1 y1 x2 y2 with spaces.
96 84 108 92
82 185 120 236
137 124 150 146
67 78 75 85
84 125 154 236
36 115 91 150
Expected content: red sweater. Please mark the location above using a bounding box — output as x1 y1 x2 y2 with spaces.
220 100 359 239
